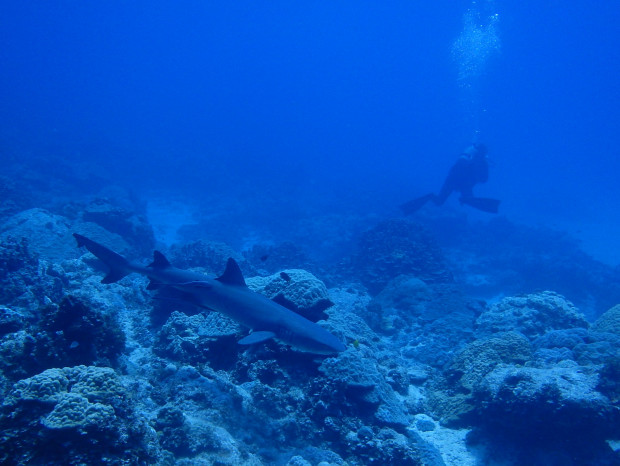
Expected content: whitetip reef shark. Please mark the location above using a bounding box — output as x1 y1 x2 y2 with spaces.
73 233 346 355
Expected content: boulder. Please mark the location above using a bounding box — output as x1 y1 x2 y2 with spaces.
475 291 588 340
248 269 333 321
592 304 620 336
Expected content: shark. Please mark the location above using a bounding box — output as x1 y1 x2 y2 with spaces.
73 233 346 355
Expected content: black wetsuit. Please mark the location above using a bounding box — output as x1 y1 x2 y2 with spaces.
434 154 489 205
400 151 499 214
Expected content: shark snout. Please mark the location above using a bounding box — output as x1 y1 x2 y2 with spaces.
292 326 346 355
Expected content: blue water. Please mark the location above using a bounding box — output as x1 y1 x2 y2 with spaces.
2 1 618 263
2 3 620 464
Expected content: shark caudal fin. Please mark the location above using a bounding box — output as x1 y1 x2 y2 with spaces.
73 233 132 284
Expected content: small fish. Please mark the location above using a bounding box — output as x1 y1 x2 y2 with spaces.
69 341 79 349
260 255 269 262
280 271 291 282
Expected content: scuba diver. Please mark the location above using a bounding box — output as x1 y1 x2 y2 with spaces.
401 143 501 214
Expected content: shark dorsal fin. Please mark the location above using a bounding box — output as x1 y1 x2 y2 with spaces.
149 251 171 269
216 258 246 286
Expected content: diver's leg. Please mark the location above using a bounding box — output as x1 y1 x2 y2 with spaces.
400 194 434 215
458 188 474 205
432 184 452 206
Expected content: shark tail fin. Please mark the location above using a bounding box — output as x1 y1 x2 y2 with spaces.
73 233 132 283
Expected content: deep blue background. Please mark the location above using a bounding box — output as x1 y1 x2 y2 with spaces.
1 1 619 261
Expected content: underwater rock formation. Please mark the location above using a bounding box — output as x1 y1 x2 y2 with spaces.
475 291 589 339
435 216 620 321
448 331 532 393
0 175 32 219
319 348 410 429
0 209 79 263
365 275 479 367
592 303 620 335
80 197 155 257
1 197 619 464
0 236 40 306
533 327 620 366
168 239 253 276
351 218 452 294
244 241 311 275
248 269 334 322
428 331 531 426
38 295 126 368
1 365 160 464
470 361 620 464
155 310 240 369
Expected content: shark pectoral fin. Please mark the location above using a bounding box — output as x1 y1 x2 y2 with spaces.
238 331 276 345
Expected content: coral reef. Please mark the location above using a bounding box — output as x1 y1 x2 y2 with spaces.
350 218 452 293
155 310 240 369
0 209 78 263
434 216 620 320
80 197 155 257
1 198 619 465
248 269 334 322
168 239 253 275
470 362 620 464
244 241 311 275
475 291 589 340
592 304 620 335
37 295 126 368
0 236 40 305
365 275 479 367
1 366 160 465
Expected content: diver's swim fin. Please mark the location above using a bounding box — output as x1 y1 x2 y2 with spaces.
460 197 501 213
400 194 434 215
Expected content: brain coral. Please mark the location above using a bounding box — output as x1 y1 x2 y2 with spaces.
351 219 452 294
475 291 588 340
2 365 157 464
11 367 70 403
591 304 620 336
248 269 333 321
41 392 116 430
448 331 532 392
8 365 126 424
